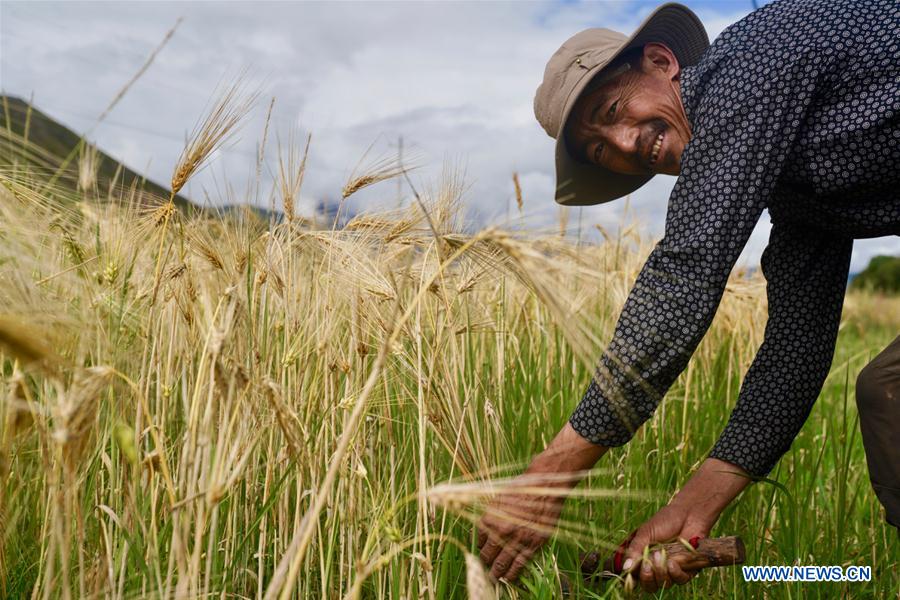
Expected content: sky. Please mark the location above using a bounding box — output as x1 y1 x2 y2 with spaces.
1 0 897 272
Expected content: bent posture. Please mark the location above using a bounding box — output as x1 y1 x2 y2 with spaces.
478 0 900 591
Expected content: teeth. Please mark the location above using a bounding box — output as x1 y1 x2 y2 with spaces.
650 132 663 163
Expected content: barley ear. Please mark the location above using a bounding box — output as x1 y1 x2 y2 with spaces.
171 79 258 194
512 172 523 213
0 316 63 374
342 143 416 199
465 553 496 600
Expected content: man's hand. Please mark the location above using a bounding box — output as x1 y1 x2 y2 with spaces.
620 502 711 593
620 458 751 593
476 423 608 581
477 472 567 581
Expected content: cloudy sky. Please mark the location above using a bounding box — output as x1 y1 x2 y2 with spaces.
1 0 896 271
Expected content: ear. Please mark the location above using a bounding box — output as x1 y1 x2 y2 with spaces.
640 42 680 81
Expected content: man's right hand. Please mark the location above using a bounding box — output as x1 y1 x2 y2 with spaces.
476 423 608 582
477 472 567 581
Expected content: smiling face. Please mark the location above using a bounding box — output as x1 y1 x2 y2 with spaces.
564 42 692 177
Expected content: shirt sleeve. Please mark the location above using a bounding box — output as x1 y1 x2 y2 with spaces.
708 218 852 477
570 46 824 447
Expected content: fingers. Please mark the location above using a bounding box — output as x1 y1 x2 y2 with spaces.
635 550 684 594
477 505 512 561
639 552 657 593
622 524 653 572
628 546 703 592
620 522 698 593
501 546 536 582
474 482 567 584
477 509 550 583
666 557 695 585
479 532 504 567
489 544 520 580
476 523 488 551
476 513 526 579
624 512 676 566
652 550 668 590
479 521 540 582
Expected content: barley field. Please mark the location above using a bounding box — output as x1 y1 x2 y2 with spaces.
1 91 898 599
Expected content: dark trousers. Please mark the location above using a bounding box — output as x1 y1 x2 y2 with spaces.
856 334 900 532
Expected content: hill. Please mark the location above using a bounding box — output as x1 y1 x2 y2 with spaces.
1 95 191 207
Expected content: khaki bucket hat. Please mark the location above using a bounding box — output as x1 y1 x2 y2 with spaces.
534 2 709 206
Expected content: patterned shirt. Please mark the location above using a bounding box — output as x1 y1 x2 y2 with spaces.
570 0 900 477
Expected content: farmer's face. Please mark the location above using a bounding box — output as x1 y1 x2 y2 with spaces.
565 43 691 177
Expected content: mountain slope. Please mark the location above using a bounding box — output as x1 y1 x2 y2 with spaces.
1 95 190 207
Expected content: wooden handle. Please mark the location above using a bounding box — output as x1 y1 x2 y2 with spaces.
581 536 746 580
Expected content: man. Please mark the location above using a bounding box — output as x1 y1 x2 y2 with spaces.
477 0 900 592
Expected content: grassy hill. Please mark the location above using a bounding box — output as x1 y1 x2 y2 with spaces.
1 95 190 207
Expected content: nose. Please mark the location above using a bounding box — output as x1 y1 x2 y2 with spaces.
602 123 639 158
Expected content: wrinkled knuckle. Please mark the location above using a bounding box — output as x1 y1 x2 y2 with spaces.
507 563 526 580
493 561 511 575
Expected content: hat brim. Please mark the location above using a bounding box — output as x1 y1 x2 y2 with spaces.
553 2 709 206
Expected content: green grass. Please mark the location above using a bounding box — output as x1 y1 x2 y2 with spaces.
423 295 899 600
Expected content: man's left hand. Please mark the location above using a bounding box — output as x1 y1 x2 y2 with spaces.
619 502 712 593
617 457 752 593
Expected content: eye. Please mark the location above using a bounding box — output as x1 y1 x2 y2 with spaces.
593 142 603 164
607 99 619 120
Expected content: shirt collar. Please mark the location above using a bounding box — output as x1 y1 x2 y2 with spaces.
678 63 700 130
